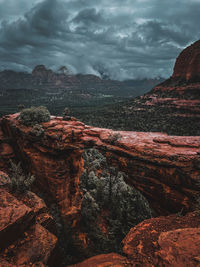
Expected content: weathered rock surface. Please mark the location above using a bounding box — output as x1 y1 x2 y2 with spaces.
119 80 200 135
1 114 200 218
156 227 200 267
69 253 132 267
0 116 200 266
123 211 200 267
0 172 60 266
67 211 200 267
0 113 200 264
172 40 200 82
1 224 58 267
0 121 15 171
0 188 33 250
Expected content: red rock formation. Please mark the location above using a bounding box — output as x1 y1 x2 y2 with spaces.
0 115 85 223
0 172 61 266
1 224 58 266
0 114 200 265
0 113 199 265
123 211 200 266
172 40 200 82
0 188 33 250
118 41 200 135
68 211 200 266
69 253 132 267
0 120 15 171
1 114 200 219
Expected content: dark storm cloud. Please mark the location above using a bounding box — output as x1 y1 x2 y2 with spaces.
72 8 105 25
0 0 199 79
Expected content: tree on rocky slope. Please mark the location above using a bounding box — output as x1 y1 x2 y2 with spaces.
80 148 153 254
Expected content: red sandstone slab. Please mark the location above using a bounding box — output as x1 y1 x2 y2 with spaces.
69 253 132 267
36 213 57 235
0 188 33 250
1 223 58 266
0 171 10 187
0 258 15 267
1 112 200 216
17 191 47 216
0 143 14 157
122 211 200 266
156 227 200 267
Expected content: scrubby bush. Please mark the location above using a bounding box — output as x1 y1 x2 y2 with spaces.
80 148 153 254
8 160 35 193
62 107 72 121
63 107 70 117
107 133 122 144
19 106 50 126
17 104 25 111
30 124 45 137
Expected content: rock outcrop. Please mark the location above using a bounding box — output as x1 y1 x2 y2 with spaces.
69 211 200 267
172 40 200 82
0 115 200 265
105 40 199 136
1 114 200 218
0 171 61 266
122 211 200 267
69 253 132 267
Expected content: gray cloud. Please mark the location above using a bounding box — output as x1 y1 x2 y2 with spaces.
0 0 199 80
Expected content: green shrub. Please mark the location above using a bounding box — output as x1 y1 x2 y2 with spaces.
63 107 72 121
63 107 70 117
30 124 45 137
8 160 35 193
80 148 153 254
107 133 122 144
17 104 25 111
19 106 50 126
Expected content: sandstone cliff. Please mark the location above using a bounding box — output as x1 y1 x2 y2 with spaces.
172 40 200 82
1 114 200 216
0 114 200 265
0 171 61 266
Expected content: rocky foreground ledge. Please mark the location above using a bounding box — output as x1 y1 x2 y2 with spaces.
0 114 200 266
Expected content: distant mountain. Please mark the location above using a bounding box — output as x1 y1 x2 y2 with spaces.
78 40 200 135
0 65 164 116
0 64 164 92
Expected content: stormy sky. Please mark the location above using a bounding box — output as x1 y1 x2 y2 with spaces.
0 0 199 80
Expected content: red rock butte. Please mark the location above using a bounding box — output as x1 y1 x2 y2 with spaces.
172 40 200 82
120 40 200 136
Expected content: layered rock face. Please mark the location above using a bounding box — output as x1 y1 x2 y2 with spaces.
0 115 84 220
172 40 200 82
69 212 200 267
69 253 132 267
0 171 60 266
0 114 200 265
1 115 200 217
122 211 200 267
